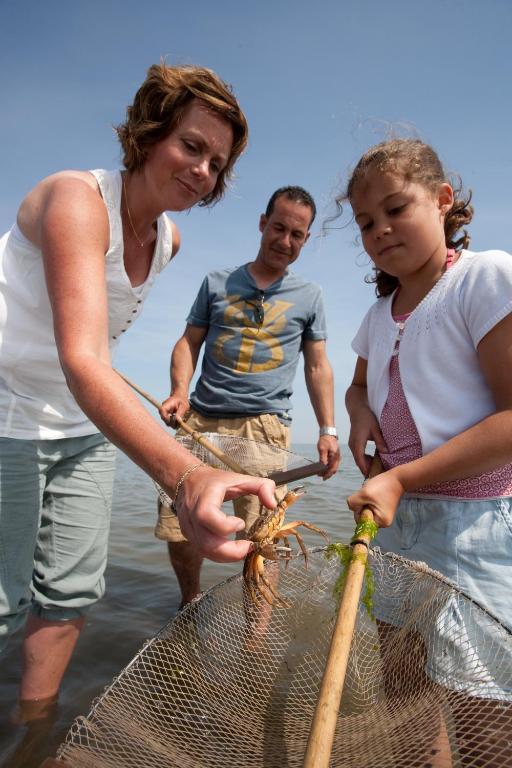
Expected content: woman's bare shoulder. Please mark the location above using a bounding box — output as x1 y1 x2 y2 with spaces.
17 170 104 245
169 217 181 257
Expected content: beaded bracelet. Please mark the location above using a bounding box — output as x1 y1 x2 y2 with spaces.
171 463 204 511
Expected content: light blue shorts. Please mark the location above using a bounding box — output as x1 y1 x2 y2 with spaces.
375 496 512 699
0 433 116 653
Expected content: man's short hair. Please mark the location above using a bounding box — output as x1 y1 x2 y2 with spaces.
265 186 316 226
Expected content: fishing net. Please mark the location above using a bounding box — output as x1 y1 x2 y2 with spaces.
171 432 322 489
53 436 512 767
154 433 322 510
55 548 512 767
174 432 306 477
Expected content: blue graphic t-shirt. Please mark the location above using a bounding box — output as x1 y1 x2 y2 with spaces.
188 264 327 422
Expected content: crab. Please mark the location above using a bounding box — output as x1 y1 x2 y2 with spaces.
242 486 329 607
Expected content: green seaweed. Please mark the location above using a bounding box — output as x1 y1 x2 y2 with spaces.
326 536 376 620
352 518 378 541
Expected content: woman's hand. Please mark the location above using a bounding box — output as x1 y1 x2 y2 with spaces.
159 391 190 427
172 466 277 562
347 470 405 528
348 404 387 476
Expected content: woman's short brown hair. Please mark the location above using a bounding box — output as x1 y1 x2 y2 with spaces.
116 62 249 205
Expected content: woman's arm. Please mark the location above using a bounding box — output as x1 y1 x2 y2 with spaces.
34 176 276 561
348 314 512 526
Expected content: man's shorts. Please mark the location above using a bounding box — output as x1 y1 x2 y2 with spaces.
155 410 290 544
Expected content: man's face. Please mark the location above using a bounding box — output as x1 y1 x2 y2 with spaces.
256 196 312 274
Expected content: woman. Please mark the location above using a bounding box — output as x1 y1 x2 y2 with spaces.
0 62 276 719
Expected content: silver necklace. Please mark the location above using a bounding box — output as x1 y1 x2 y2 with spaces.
122 174 146 248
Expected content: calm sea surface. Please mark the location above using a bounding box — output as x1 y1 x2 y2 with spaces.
0 444 363 767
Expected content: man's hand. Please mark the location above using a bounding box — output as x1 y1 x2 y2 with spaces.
171 466 277 562
159 391 190 428
317 435 341 480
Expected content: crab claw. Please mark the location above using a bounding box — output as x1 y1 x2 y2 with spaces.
258 543 292 560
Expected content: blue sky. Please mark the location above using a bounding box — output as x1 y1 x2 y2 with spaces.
1 0 511 442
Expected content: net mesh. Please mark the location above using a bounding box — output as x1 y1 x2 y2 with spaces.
155 434 314 507
176 432 314 477
56 547 512 767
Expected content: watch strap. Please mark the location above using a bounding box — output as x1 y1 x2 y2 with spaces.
319 426 338 438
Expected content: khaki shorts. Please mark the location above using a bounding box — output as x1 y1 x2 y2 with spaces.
155 410 290 543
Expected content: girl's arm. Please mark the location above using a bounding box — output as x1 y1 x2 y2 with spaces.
345 356 388 475
35 176 276 561
348 313 512 526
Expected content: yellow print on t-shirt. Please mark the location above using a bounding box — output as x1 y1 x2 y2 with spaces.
213 296 293 373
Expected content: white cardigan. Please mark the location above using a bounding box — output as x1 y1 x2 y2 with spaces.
352 250 512 455
0 169 174 438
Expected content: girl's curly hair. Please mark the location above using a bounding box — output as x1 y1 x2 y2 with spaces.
339 139 473 296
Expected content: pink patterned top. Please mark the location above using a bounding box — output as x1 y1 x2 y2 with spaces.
379 254 512 498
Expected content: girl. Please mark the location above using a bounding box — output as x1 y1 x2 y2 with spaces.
344 138 512 764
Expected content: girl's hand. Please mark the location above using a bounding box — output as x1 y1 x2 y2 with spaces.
347 470 405 528
348 405 387 476
172 467 277 562
159 391 190 427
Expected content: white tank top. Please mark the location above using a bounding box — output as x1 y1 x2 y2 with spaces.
0 169 174 438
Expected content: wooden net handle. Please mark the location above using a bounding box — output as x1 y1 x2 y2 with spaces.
114 369 248 474
303 454 383 768
268 461 327 485
115 369 330 484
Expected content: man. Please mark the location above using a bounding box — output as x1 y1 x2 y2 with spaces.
158 186 341 607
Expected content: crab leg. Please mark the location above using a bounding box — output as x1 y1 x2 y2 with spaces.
279 529 309 566
278 520 330 539
243 558 259 605
255 557 289 607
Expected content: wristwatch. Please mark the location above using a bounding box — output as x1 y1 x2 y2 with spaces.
319 426 338 439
